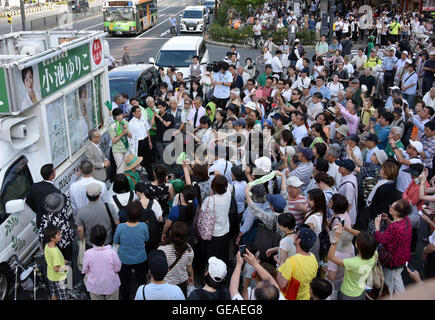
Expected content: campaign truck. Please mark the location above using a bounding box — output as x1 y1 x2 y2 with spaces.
0 30 111 299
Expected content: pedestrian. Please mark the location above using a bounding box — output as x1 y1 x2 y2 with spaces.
121 46 132 65
82 225 122 300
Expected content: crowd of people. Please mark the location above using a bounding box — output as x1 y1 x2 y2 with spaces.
24 0 435 302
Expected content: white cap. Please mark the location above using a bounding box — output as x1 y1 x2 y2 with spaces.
254 156 272 174
286 176 304 187
402 50 408 55
208 257 227 282
390 86 400 90
405 59 413 64
245 101 257 111
294 38 300 42
230 88 240 96
409 140 423 153
361 84 368 92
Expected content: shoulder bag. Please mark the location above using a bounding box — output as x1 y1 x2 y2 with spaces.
193 196 216 241
104 203 117 245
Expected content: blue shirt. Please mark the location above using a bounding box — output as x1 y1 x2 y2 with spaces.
114 222 149 265
329 42 342 52
374 124 391 150
169 17 176 27
308 19 316 30
382 56 398 71
232 181 247 214
168 199 198 221
403 72 418 95
309 85 331 100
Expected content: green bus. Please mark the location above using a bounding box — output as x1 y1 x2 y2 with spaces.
103 0 157 35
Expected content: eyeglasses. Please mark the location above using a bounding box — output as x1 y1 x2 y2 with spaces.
292 92 298 95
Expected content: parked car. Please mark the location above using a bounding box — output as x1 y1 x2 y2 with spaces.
179 5 209 33
109 64 159 107
149 36 209 84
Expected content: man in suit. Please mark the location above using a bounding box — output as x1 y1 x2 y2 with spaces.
85 129 110 182
25 163 65 228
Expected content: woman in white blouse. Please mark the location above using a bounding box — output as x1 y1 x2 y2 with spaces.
200 174 233 265
327 74 344 98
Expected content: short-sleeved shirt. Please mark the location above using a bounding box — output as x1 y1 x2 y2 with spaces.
278 253 318 300
44 244 67 282
279 235 296 265
113 222 149 265
340 252 377 297
212 71 232 99
109 122 130 153
135 282 186 300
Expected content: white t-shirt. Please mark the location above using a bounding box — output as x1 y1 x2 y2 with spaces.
278 234 296 265
327 82 344 97
202 185 233 237
292 124 309 145
264 52 273 65
305 212 323 236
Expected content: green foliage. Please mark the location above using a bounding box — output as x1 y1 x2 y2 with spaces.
209 23 254 43
296 29 316 45
12 235 26 252
215 0 230 25
225 0 266 17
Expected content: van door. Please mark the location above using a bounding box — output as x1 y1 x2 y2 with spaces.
0 156 39 264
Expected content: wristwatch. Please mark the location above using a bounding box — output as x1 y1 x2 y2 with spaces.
331 240 337 245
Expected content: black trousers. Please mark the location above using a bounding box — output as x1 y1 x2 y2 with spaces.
214 97 229 110
202 233 229 267
109 147 117 183
422 77 434 96
138 138 154 181
383 70 394 96
119 260 148 300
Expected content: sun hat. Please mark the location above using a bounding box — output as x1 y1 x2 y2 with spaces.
125 154 143 171
44 193 65 213
286 176 304 187
336 124 349 137
409 140 423 153
86 183 102 197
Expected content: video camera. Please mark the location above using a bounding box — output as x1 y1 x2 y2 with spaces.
206 61 221 73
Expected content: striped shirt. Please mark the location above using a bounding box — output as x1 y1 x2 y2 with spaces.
285 195 308 226
289 162 313 192
158 243 194 285
421 135 435 169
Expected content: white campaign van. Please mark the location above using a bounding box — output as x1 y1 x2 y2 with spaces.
0 30 111 299
179 6 209 33
149 36 209 83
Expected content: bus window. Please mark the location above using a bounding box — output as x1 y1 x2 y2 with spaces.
0 156 33 224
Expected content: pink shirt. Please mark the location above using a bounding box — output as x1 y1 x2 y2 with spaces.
82 245 122 295
338 104 358 135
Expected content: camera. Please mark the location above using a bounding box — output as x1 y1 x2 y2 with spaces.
206 61 220 73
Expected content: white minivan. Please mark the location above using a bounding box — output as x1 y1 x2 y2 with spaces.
149 36 209 83
179 6 208 33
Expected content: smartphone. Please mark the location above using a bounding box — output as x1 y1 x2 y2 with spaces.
239 244 247 255
406 261 415 272
341 219 345 227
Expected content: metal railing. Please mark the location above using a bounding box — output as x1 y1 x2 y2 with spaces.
30 5 102 30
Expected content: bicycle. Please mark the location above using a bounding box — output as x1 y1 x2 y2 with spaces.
170 25 177 37
8 254 46 300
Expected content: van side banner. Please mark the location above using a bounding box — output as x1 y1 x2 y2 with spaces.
38 43 91 99
0 68 10 114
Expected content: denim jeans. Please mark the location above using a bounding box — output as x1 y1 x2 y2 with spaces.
402 93 416 109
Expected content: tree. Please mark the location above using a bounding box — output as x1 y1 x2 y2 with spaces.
225 0 266 18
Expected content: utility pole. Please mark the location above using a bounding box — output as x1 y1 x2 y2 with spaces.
20 0 26 31
214 0 217 21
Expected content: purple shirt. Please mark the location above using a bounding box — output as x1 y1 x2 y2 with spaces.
82 245 122 295
338 104 358 135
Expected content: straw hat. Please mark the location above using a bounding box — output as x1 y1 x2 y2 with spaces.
124 154 143 171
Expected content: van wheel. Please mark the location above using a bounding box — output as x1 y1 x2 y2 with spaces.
0 265 12 300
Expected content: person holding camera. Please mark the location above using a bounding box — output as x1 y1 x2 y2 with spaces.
209 61 232 110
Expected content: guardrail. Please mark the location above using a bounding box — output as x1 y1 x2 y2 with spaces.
0 4 54 18
30 5 102 30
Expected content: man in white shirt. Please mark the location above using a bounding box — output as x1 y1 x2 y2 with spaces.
291 68 311 90
307 92 324 126
416 22 429 43
187 96 206 130
394 51 408 85
295 53 306 72
351 48 367 76
423 87 435 109
252 20 262 49
210 62 233 109
291 112 309 145
69 160 110 216
271 50 284 77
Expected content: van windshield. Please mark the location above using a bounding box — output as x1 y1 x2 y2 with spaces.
183 10 203 19
156 50 197 67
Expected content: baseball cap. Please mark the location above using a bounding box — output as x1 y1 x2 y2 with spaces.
148 250 168 281
86 183 102 197
294 38 300 43
266 194 287 212
405 58 413 64
298 145 314 161
227 104 238 114
390 86 400 90
335 159 356 172
402 50 409 55
298 225 317 251
351 79 360 84
234 117 246 127
409 140 423 153
230 88 240 96
286 176 304 188
208 257 227 282
403 163 425 176
374 149 388 165
346 133 360 143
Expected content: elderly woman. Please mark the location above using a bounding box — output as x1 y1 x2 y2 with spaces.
374 199 412 297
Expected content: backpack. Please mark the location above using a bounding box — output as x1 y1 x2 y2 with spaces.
140 200 161 252
194 196 216 241
112 192 134 223
228 186 240 239
318 217 340 261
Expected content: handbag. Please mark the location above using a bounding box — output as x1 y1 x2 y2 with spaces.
254 218 281 261
193 196 216 241
366 253 385 300
282 258 300 300
104 203 117 245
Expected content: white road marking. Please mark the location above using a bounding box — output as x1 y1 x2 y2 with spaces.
83 22 104 30
160 30 170 37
